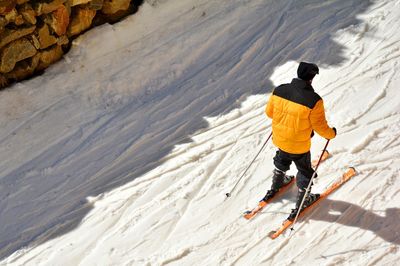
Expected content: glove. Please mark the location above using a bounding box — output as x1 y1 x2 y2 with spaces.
332 127 337 136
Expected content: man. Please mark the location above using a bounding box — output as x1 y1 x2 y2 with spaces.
264 62 336 220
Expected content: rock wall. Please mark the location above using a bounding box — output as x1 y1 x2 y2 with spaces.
0 0 142 89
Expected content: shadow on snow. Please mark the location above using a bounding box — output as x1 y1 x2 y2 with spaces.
0 0 374 260
313 199 400 246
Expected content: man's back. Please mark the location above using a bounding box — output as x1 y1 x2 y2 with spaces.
273 78 321 110
266 78 334 154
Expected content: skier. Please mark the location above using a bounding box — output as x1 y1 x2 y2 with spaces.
264 61 336 220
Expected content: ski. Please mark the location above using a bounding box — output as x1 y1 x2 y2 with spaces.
268 167 357 239
243 150 331 220
312 150 330 168
243 176 295 220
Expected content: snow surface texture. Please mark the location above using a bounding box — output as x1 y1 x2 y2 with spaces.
1 0 400 265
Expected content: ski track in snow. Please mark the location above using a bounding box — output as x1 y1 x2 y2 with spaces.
1 0 400 265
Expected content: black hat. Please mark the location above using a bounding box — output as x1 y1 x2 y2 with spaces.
297 62 319 81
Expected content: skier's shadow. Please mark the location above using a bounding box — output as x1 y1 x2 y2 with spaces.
311 199 400 245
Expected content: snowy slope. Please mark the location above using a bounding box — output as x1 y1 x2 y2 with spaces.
1 0 400 265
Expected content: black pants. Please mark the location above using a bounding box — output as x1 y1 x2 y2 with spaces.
273 149 316 190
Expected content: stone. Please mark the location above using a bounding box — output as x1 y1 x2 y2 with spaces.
16 0 30 4
18 3 37 25
0 0 16 15
30 34 41 49
37 44 63 71
0 25 36 50
57 35 69 45
0 17 7 34
34 0 66 15
36 23 58 49
101 0 130 15
90 0 104 10
0 73 7 88
0 38 37 73
5 53 40 80
69 0 91 6
99 5 131 23
46 4 70 36
4 8 24 25
67 6 96 36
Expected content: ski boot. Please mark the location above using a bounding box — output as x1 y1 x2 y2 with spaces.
287 188 320 221
261 169 294 202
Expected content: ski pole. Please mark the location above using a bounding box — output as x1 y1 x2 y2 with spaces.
225 132 272 198
289 139 330 234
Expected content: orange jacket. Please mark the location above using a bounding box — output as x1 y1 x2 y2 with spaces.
266 79 335 154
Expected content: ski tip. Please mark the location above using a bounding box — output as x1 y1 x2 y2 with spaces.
225 193 231 198
243 210 255 220
243 215 252 220
243 211 253 219
268 230 277 239
348 167 357 175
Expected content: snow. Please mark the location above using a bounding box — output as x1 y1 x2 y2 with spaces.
1 0 400 265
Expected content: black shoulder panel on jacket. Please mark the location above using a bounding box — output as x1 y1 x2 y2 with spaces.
273 79 321 109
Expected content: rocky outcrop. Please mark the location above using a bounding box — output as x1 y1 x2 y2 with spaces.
46 5 70 36
0 1 16 16
33 0 66 16
0 38 37 73
102 0 130 15
0 25 36 49
37 44 64 71
0 0 143 89
68 5 96 36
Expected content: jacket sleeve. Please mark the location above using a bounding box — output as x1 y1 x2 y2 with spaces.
265 94 274 119
310 99 336 139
